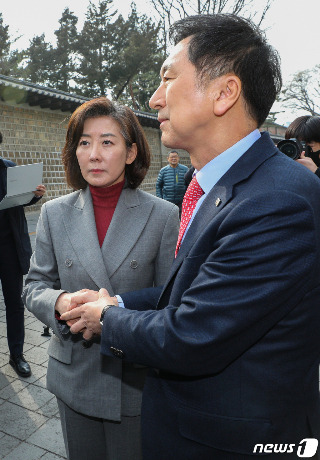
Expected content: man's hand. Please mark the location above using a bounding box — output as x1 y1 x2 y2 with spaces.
33 184 46 197
296 151 317 173
60 288 118 340
67 289 101 312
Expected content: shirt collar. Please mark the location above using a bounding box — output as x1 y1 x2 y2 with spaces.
196 129 261 195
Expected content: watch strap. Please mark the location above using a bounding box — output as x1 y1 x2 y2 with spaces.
99 305 113 326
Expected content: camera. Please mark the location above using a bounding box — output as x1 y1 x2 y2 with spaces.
277 138 311 160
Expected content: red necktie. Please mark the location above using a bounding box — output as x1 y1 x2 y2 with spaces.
175 176 204 257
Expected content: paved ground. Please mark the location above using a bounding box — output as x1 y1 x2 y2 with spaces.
0 210 67 460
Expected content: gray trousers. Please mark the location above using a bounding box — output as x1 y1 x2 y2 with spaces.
57 398 142 460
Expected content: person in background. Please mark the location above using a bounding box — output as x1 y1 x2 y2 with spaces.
285 115 320 176
22 97 179 460
156 150 188 214
0 132 46 377
62 14 320 460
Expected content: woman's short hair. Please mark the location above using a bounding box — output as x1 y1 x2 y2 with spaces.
61 97 151 190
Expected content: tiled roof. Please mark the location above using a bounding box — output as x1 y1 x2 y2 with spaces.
0 74 159 128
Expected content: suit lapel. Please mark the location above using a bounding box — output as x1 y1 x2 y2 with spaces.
61 188 113 292
101 188 154 278
157 132 278 305
157 183 232 304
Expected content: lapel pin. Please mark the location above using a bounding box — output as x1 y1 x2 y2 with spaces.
215 198 222 207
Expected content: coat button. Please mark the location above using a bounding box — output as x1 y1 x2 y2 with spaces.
65 259 73 268
130 260 138 269
110 346 125 359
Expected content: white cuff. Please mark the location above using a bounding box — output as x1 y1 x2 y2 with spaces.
115 295 125 308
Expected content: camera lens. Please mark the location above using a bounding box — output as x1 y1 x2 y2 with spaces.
277 139 302 160
280 143 299 159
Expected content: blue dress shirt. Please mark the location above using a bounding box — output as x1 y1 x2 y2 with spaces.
183 129 261 239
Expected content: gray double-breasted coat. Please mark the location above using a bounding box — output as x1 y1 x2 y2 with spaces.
23 186 179 421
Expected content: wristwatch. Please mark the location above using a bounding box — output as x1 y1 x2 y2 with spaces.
99 305 113 326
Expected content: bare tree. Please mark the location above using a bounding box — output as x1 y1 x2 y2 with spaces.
148 0 273 54
149 0 273 26
280 67 320 117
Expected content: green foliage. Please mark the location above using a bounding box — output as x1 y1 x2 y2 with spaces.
108 7 163 109
0 13 23 77
52 8 79 92
0 0 274 111
0 13 10 59
23 34 54 85
0 2 164 109
74 0 118 97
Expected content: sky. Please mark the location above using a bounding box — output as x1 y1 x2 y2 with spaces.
1 0 320 125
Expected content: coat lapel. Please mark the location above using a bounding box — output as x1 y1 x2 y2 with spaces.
101 188 154 278
158 132 278 303
61 188 113 292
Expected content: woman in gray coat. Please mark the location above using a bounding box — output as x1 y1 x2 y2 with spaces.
22 97 179 460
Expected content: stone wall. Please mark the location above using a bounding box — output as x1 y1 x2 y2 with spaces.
0 102 71 211
0 102 184 212
0 102 285 215
1 100 281 214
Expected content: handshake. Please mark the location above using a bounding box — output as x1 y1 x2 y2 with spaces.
56 288 118 340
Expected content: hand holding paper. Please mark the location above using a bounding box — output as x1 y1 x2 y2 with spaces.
33 184 46 197
0 162 43 210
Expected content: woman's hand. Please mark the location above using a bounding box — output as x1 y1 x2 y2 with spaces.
60 288 118 340
55 289 99 326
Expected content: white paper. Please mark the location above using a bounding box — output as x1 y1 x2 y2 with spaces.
0 163 43 210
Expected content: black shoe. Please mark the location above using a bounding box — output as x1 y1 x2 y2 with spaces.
9 354 31 378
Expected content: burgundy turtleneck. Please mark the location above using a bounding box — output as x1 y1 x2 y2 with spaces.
89 180 125 247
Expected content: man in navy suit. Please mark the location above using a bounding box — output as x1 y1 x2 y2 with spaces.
0 133 46 377
62 14 320 460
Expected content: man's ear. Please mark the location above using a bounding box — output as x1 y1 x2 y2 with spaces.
212 75 242 116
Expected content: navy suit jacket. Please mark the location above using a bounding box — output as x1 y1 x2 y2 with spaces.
101 133 320 457
0 157 40 274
